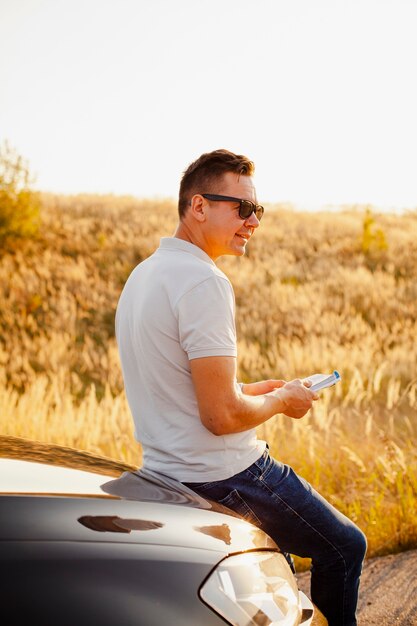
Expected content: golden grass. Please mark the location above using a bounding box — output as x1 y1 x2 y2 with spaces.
1 193 417 558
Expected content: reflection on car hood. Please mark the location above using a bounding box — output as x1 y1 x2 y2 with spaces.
0 459 112 495
101 468 214 509
1 495 277 554
0 459 278 554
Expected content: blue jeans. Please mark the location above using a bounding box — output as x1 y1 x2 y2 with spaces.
184 446 367 626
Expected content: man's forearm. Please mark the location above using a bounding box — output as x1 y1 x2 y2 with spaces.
227 390 288 433
200 383 313 436
191 357 316 436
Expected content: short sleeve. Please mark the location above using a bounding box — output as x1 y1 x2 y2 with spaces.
177 275 237 360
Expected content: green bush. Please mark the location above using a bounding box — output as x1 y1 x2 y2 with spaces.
361 208 388 255
361 207 388 271
0 140 40 244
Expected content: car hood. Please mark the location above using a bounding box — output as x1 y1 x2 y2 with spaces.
1 494 277 555
1 458 278 555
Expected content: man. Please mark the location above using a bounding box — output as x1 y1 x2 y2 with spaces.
115 149 366 626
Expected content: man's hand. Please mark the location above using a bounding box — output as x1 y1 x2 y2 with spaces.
241 379 286 396
269 379 318 419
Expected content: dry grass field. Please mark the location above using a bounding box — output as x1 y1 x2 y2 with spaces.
1 193 416 560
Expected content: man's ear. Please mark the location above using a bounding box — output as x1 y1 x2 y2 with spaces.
189 194 206 222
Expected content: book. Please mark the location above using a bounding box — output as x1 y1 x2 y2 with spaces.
305 370 341 392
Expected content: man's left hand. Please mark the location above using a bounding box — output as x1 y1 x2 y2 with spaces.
241 379 286 396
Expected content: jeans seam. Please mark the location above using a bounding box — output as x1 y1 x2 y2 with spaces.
231 489 263 527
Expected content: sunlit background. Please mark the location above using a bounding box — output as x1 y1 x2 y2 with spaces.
1 0 416 210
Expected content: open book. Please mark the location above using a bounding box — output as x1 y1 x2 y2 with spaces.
304 370 341 392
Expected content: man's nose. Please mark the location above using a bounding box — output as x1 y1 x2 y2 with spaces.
245 210 261 228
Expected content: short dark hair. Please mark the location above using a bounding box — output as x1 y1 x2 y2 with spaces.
178 149 255 218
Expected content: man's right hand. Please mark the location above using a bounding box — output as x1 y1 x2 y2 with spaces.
269 379 318 419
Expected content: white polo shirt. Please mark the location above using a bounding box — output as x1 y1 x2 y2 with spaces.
115 237 265 482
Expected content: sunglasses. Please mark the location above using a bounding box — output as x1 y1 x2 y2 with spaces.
201 194 264 221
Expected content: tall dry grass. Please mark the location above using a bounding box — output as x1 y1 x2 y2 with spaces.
1 193 417 558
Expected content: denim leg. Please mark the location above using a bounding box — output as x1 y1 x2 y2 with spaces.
184 449 367 626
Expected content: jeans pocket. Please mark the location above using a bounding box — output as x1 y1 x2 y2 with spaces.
252 447 274 481
218 489 262 527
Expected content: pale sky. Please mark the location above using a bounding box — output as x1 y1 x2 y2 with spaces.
1 0 416 210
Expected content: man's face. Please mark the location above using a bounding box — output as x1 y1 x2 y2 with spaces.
200 171 261 259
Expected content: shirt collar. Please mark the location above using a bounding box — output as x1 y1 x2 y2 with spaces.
159 237 216 266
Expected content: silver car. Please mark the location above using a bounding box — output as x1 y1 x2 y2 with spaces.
0 436 327 626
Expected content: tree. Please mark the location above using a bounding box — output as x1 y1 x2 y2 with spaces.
0 140 40 244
